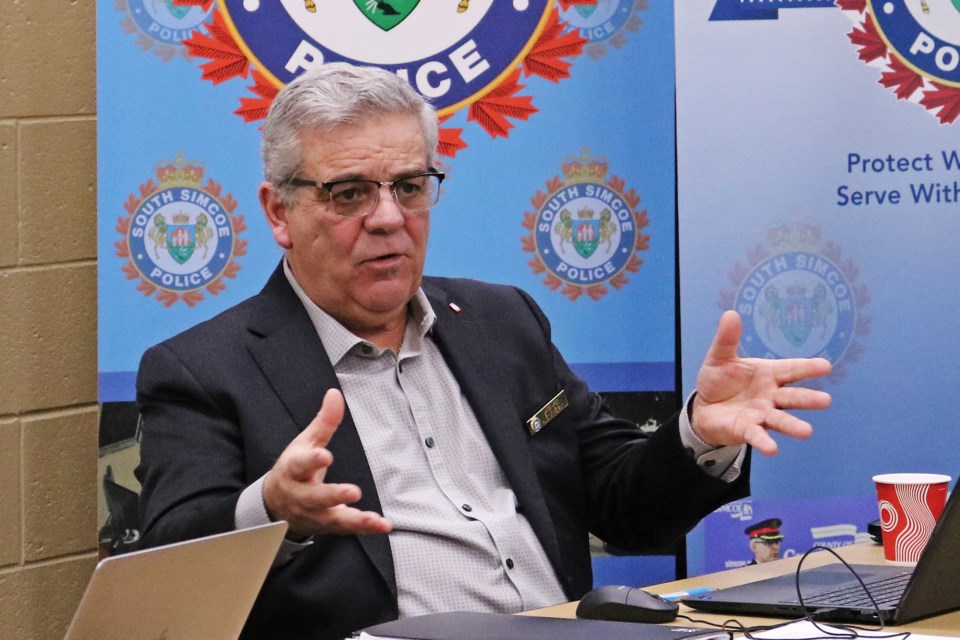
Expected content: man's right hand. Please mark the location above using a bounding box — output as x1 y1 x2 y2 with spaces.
262 388 393 539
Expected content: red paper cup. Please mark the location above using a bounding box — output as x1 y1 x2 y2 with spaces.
873 473 950 564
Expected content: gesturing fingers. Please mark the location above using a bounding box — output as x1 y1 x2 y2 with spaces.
762 408 814 441
737 408 814 456
772 386 832 411
318 505 393 536
770 356 832 386
284 447 334 482
293 481 362 513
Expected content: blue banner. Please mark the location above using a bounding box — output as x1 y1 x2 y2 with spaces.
677 0 960 575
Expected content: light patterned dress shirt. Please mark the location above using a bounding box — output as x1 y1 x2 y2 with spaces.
236 262 744 616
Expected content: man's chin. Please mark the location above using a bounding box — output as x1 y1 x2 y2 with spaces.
360 280 420 312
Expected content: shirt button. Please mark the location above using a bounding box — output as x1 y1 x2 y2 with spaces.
425 437 435 448
505 558 515 569
360 344 373 355
461 504 473 512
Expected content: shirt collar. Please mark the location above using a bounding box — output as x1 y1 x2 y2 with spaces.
283 259 436 366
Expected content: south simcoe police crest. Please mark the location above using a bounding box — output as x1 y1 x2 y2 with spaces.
115 0 211 61
840 0 960 123
560 0 646 60
116 154 247 307
522 151 649 302
718 223 870 378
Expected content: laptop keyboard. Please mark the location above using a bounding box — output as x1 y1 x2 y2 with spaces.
781 571 912 609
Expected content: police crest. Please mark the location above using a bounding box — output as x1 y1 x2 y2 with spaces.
116 153 247 307
840 0 960 123
114 0 212 61
560 0 646 60
522 150 649 301
718 222 870 379
172 0 596 156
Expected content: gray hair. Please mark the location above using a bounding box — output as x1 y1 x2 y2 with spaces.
262 63 439 206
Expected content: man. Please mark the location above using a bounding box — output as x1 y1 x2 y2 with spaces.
135 63 832 640
745 518 785 565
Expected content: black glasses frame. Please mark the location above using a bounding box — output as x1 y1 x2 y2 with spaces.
282 170 445 218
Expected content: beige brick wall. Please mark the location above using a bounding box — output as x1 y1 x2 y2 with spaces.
0 1 100 639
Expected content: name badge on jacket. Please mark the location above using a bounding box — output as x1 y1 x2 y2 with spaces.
527 390 568 434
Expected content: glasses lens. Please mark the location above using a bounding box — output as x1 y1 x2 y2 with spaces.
394 174 440 212
327 180 378 217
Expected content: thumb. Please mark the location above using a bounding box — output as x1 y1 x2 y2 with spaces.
703 310 742 366
299 388 346 448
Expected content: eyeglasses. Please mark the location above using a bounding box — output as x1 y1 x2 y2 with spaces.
282 171 445 218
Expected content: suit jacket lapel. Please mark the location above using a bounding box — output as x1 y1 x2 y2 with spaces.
245 264 397 598
423 282 564 576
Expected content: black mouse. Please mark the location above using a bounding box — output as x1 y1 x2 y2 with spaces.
576 585 679 623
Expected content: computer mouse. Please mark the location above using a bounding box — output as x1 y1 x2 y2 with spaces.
575 585 680 623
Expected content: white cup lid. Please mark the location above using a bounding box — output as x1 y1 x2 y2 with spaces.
873 473 951 485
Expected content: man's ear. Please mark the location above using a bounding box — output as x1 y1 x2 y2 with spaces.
260 181 293 249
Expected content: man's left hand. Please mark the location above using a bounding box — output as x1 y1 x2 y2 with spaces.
691 310 832 456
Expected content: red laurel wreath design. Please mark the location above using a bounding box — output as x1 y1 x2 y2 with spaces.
115 179 247 307
521 175 649 302
839 0 960 124
173 0 594 155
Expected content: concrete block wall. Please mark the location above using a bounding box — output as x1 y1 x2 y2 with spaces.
0 2 101 638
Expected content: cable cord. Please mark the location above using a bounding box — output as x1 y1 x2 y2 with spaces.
675 546 911 640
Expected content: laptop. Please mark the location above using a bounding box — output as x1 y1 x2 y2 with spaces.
64 522 287 640
682 486 960 624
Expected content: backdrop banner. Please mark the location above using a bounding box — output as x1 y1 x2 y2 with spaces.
96 0 678 578
676 0 960 574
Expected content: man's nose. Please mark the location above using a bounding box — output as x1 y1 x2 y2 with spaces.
364 185 405 228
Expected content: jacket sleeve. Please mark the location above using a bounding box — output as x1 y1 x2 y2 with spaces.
513 286 752 551
135 342 248 547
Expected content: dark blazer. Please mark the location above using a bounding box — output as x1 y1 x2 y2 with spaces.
136 264 750 640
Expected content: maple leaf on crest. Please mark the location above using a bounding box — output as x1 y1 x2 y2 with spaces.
834 0 866 11
156 290 179 308
523 9 588 82
522 211 538 231
234 238 248 257
557 0 596 9
434 114 467 158
183 9 250 84
586 285 607 301
236 70 281 122
848 18 886 64
207 279 227 296
467 69 537 138
920 83 960 125
182 291 205 308
437 127 467 158
879 57 924 101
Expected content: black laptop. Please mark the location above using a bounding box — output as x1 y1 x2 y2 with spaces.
682 484 960 624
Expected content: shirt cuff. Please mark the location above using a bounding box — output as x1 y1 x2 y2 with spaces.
236 474 314 566
678 391 746 482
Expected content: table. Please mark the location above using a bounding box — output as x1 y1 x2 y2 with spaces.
526 542 960 636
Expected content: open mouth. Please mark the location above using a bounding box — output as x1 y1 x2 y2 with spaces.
364 253 403 266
